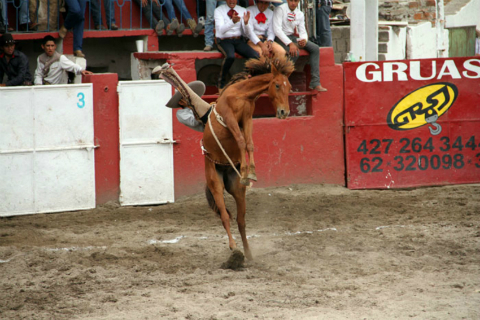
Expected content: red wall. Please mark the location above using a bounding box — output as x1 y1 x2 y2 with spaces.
168 48 345 197
87 48 345 203
84 73 120 204
344 57 480 188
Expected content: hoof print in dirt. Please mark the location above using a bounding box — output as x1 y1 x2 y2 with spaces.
221 249 245 270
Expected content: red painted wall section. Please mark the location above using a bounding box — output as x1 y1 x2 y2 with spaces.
170 47 345 198
83 73 121 204
344 57 480 189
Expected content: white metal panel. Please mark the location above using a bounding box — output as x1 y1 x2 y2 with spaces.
0 153 35 215
0 88 34 152
0 85 95 217
118 80 174 206
34 86 94 149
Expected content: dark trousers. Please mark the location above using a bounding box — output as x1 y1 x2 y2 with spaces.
316 5 332 47
132 0 171 29
216 37 259 88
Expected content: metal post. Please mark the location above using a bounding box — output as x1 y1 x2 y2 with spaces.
350 0 378 61
436 0 447 58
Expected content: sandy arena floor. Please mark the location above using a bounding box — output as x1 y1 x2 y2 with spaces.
1 184 479 319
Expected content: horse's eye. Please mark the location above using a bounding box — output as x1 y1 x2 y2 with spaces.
275 84 280 90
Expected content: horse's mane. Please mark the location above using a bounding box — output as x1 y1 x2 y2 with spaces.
219 55 294 96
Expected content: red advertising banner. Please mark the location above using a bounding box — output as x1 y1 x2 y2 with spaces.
344 57 480 189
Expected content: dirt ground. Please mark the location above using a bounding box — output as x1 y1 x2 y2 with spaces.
1 183 479 319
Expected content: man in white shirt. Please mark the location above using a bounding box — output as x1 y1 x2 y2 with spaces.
34 35 92 85
215 0 259 89
273 0 327 92
246 0 285 57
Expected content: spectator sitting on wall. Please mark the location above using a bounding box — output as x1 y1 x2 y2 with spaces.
203 0 224 51
0 33 33 86
273 0 327 92
215 0 259 89
316 0 332 47
91 0 119 30
34 35 93 85
246 0 285 58
162 0 203 37
203 0 248 52
133 0 173 36
58 0 87 58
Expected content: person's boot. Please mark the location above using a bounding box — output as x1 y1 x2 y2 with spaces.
166 18 179 35
176 23 185 37
74 50 85 58
186 19 199 37
59 25 68 38
155 20 165 35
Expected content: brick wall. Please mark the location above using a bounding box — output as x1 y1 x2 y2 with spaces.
378 0 453 24
331 26 350 63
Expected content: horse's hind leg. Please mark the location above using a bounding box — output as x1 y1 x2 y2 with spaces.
205 160 237 251
225 168 252 260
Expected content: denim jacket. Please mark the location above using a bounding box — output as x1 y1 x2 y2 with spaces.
0 49 32 86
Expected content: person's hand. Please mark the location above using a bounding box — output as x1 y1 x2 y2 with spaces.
289 42 299 57
243 11 250 25
141 0 148 7
81 70 93 76
232 11 240 24
259 41 269 57
297 39 307 48
153 0 159 6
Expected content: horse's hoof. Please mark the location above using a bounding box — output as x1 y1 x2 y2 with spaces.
221 249 245 270
247 172 257 181
240 178 250 186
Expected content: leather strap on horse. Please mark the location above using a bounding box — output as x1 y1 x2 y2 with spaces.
208 109 242 179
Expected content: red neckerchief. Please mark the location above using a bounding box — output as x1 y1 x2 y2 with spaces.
255 12 267 24
227 9 238 19
287 12 295 22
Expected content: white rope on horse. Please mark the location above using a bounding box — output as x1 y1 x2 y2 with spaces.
212 104 227 128
208 105 242 179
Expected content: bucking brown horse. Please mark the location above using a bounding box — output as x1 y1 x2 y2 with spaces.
154 55 294 261
203 56 294 260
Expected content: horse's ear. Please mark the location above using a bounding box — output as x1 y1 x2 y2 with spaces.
271 61 279 76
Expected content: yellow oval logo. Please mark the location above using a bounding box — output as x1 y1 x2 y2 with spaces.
387 82 457 130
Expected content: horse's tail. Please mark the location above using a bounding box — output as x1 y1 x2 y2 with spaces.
205 185 232 219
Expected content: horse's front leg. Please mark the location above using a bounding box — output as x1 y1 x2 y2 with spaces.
224 116 249 186
243 117 257 182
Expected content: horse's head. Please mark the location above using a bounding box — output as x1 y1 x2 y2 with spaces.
268 57 294 119
268 64 292 119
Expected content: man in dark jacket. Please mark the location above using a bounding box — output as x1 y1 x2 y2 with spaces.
0 34 32 86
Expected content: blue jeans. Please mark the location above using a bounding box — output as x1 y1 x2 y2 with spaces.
316 5 332 47
161 0 192 21
64 0 87 51
90 0 116 27
1 0 30 26
204 0 224 47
